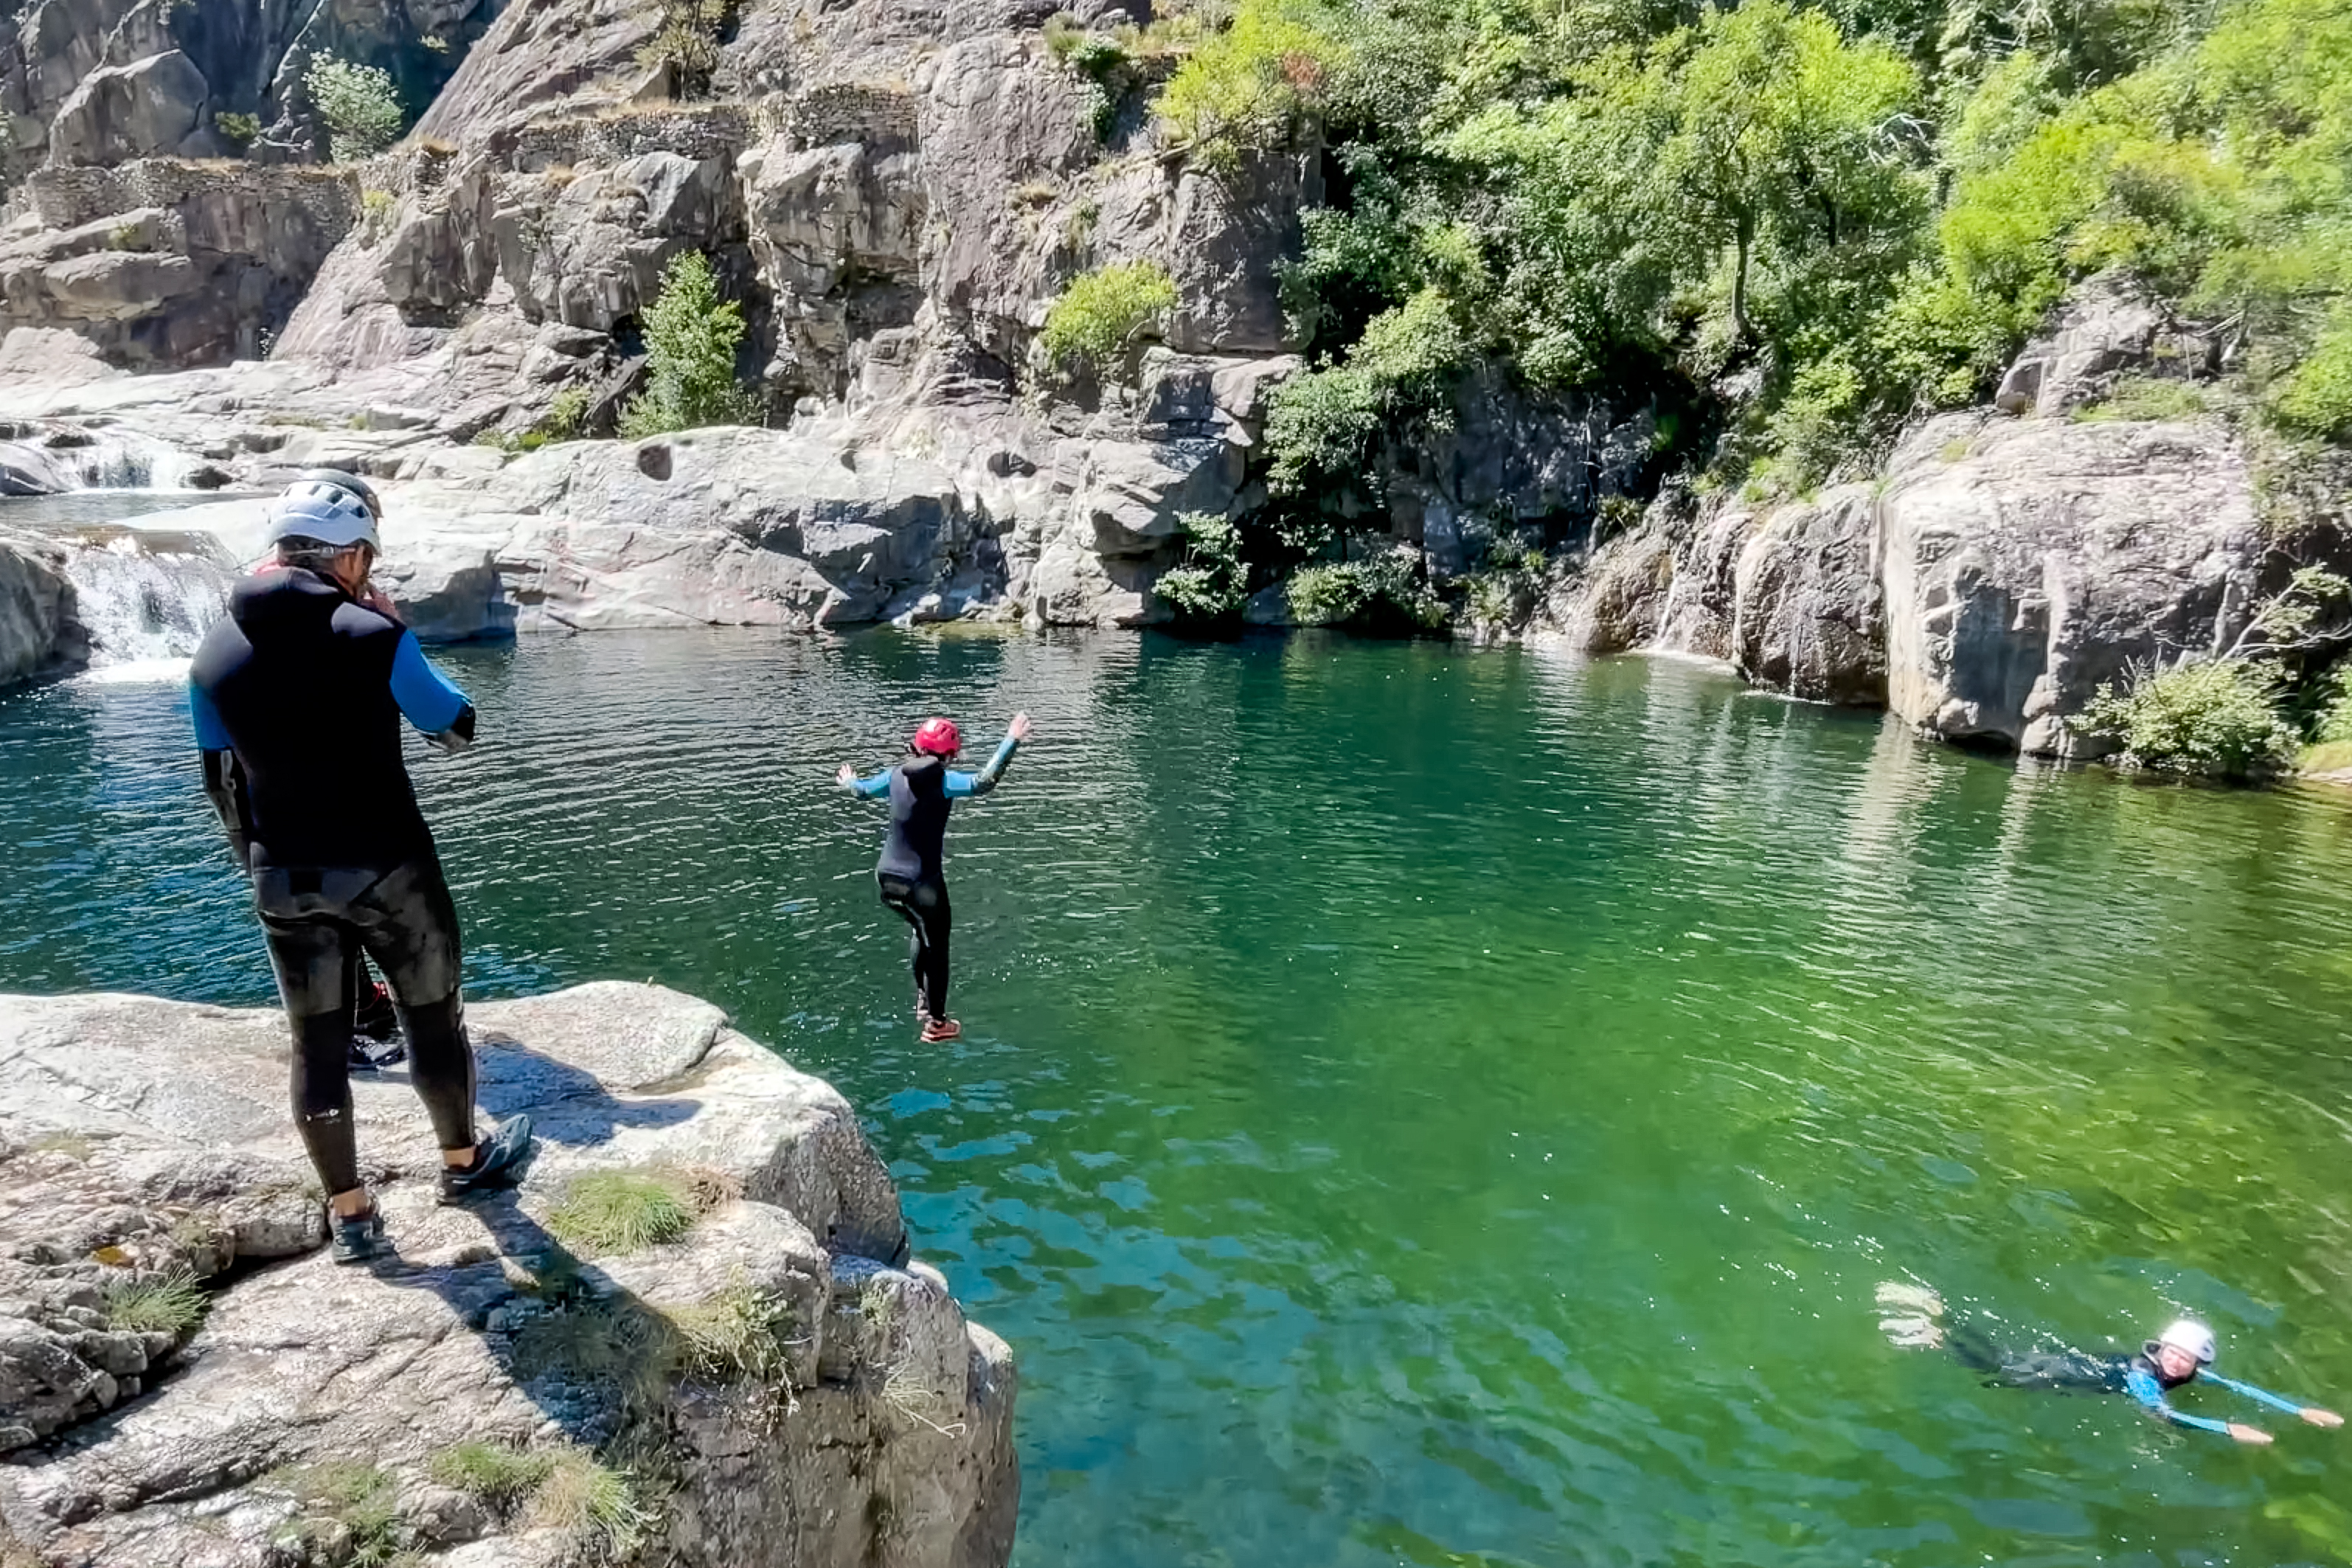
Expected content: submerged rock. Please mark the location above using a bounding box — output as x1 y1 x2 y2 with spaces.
0 982 1019 1568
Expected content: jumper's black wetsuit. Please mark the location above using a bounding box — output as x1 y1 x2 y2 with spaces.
1946 1325 2306 1435
189 567 480 1195
847 737 1019 1019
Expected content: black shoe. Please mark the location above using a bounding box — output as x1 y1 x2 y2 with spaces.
330 1207 385 1265
349 1033 407 1070
437 1114 535 1205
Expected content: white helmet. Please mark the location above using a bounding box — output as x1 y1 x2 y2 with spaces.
2157 1319 2218 1365
266 479 381 552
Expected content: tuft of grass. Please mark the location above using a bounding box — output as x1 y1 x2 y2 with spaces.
428 1442 554 1510
662 1280 795 1386
1937 437 1971 462
528 1451 647 1553
103 1270 208 1336
2072 376 2210 424
273 1461 403 1567
544 1170 694 1257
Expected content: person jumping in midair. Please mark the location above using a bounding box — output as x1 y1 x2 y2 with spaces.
837 712 1033 1041
1876 1282 2344 1444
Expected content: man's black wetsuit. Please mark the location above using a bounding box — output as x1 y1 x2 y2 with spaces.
848 735 1019 1020
189 566 480 1195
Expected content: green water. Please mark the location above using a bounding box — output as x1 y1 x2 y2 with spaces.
7 632 2352 1567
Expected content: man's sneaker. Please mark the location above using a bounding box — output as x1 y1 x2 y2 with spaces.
349 1033 407 1071
330 1206 385 1265
437 1114 535 1205
920 1016 962 1042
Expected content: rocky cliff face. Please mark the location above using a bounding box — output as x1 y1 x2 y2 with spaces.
0 982 1017 1568
1553 406 2328 759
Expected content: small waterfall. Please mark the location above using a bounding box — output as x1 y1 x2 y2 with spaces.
66 431 198 492
58 530 237 679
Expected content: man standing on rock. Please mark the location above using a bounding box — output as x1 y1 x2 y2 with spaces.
189 478 532 1264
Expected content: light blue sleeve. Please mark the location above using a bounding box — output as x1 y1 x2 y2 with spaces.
847 771 891 799
945 735 1020 798
388 631 469 734
189 679 231 751
2206 1373 2308 1417
2128 1364 2234 1435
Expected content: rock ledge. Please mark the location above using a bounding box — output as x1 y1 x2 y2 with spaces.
0 982 1016 1568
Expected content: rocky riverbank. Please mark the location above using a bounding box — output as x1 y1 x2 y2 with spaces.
0 982 1017 1568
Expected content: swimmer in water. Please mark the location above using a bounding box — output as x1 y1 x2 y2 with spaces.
1876 1281 2344 1444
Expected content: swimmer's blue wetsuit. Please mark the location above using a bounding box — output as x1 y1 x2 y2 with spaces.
2125 1360 2309 1435
1949 1325 2311 1435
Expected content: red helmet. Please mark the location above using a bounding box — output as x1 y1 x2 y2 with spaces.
912 718 961 756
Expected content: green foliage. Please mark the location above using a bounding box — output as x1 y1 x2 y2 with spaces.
1249 0 2352 513
1266 286 1468 516
1155 511 1250 624
2275 308 2352 439
429 1443 555 1510
305 56 404 163
2075 658 2298 777
1039 260 1179 379
1047 17 1134 139
2071 374 2209 421
213 111 261 148
639 0 730 99
661 1280 797 1385
544 384 591 443
620 251 759 437
1158 0 1342 168
1286 553 1448 634
103 1269 207 1336
2309 666 2352 745
545 1170 694 1257
531 1451 648 1552
273 1461 404 1568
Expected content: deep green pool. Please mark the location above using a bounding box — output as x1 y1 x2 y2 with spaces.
7 631 2352 1567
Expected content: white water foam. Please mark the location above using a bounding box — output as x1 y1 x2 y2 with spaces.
59 535 235 670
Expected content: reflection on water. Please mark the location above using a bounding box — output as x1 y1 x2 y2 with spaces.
4 631 2352 1567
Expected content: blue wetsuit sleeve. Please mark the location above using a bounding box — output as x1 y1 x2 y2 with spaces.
945 735 1020 798
2127 1364 2233 1435
189 679 231 752
2205 1373 2308 1416
388 631 470 735
845 771 890 799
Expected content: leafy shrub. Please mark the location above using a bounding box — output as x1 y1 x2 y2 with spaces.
543 384 591 443
1286 553 1447 634
1463 537 1549 629
1157 0 1341 169
1038 260 1179 380
2075 658 2297 777
358 187 397 242
1266 288 1467 506
2273 310 2352 440
620 251 759 437
305 56 404 162
214 111 261 148
639 0 730 99
1154 511 1249 625
1047 17 1134 139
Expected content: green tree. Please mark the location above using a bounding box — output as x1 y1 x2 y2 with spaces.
620 251 758 437
305 56 405 163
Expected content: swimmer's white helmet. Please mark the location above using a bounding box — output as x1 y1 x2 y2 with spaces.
2157 1319 2217 1365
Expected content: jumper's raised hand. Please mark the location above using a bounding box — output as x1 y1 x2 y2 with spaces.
2302 1406 2345 1428
1009 712 1034 743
